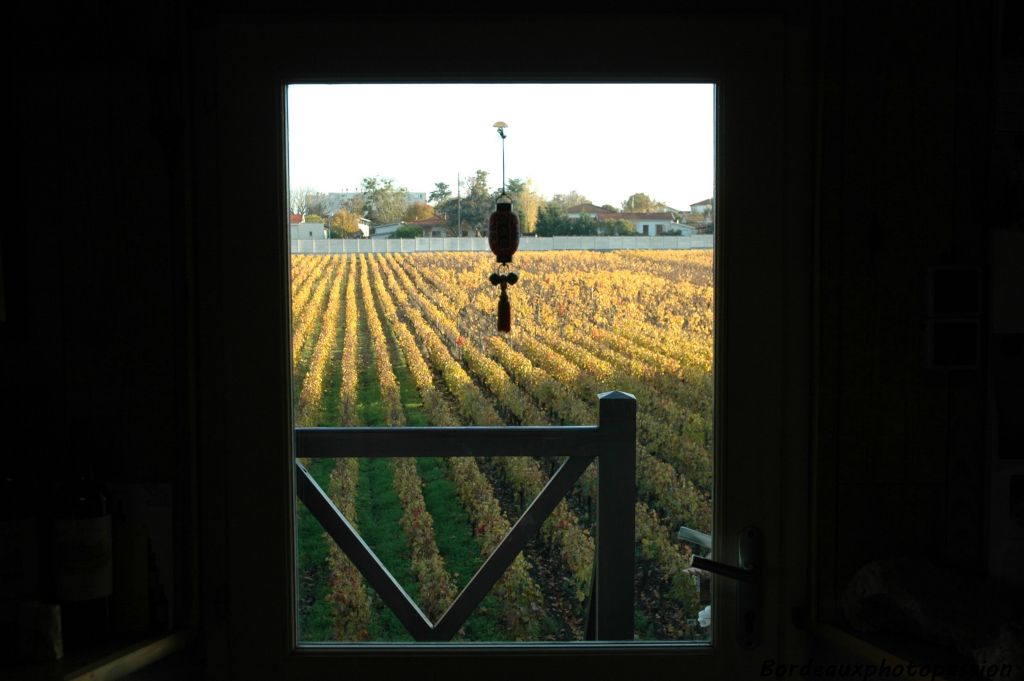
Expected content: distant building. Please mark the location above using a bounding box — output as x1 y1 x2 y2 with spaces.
290 222 326 240
406 215 452 237
565 203 608 219
288 217 370 239
563 204 694 236
616 212 694 236
371 215 451 239
683 198 715 232
690 198 714 215
355 217 372 238
370 223 403 239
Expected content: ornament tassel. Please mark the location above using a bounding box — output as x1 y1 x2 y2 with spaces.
497 286 511 332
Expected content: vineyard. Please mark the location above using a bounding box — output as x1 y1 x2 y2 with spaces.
292 249 714 642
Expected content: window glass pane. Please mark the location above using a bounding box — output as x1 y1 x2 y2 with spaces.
288 83 714 643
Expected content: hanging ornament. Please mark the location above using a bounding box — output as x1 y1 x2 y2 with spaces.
488 122 520 333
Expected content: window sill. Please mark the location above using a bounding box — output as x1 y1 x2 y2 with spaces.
5 630 194 681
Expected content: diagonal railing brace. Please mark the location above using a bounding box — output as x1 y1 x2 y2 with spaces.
295 391 637 642
296 461 434 640
430 454 595 640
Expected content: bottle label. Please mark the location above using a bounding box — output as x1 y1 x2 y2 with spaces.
54 515 112 601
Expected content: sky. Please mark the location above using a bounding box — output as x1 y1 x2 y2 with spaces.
286 83 714 211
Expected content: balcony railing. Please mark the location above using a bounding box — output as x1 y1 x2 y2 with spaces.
295 390 637 642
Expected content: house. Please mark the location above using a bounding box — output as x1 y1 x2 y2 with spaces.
564 204 694 235
370 222 404 239
683 199 714 229
371 216 451 239
352 216 372 238
290 217 370 239
564 203 608 219
614 211 695 236
690 198 714 216
289 221 326 240
406 214 452 237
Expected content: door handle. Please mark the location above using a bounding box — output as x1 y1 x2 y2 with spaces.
691 555 756 581
684 526 761 648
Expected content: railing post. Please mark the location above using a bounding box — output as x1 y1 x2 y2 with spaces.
596 390 636 640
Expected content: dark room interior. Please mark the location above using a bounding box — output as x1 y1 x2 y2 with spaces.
3 3 1022 680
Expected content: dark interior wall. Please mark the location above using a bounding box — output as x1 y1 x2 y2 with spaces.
815 1 998 621
7 2 192 482
6 0 196 624
2 0 1010 671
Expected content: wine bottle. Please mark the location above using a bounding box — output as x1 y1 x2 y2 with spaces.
52 476 112 652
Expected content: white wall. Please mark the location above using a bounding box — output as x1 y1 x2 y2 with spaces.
289 222 325 240
290 235 713 254
633 221 695 236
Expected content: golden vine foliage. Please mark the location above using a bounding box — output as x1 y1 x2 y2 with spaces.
338 259 360 426
325 458 373 641
293 248 714 640
368 254 549 639
297 258 346 425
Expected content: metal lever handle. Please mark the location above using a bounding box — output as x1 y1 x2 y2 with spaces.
681 525 759 582
685 527 762 649
691 555 756 582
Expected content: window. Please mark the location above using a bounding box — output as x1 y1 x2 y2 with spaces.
287 83 715 645
203 12 810 680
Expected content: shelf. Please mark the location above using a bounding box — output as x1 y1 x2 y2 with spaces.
5 630 193 681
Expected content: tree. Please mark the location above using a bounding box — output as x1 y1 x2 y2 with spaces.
390 226 421 239
361 176 408 225
289 186 316 216
343 193 367 218
304 213 324 224
535 202 570 236
535 203 637 237
621 192 665 213
428 182 451 204
435 197 457 232
506 178 541 234
403 201 434 222
436 170 492 236
549 191 590 209
600 218 638 236
330 209 363 238
460 170 493 235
